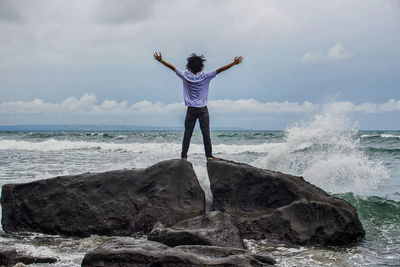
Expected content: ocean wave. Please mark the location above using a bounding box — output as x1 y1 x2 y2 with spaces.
365 147 400 154
381 134 400 139
0 139 280 155
25 132 56 138
361 133 400 139
216 132 282 140
336 193 400 225
20 131 119 139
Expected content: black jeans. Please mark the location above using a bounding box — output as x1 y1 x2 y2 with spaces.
181 106 212 158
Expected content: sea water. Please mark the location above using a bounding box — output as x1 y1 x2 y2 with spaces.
0 110 399 266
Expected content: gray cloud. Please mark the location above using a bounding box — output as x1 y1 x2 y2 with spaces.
0 0 22 22
95 0 161 24
391 0 400 8
0 0 399 128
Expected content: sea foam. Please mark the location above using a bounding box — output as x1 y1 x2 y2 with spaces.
0 139 279 155
380 134 400 139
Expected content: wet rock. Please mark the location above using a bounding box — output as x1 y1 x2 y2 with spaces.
1 159 205 237
207 159 365 246
16 255 58 265
0 244 16 266
148 211 245 248
81 237 275 266
0 244 57 266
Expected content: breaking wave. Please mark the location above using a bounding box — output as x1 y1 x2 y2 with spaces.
252 104 391 195
0 139 279 155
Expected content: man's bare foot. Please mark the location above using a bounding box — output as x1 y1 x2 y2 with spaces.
207 156 219 161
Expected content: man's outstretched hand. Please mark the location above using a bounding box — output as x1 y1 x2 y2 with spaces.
216 56 244 75
154 52 162 62
233 56 244 65
153 51 176 71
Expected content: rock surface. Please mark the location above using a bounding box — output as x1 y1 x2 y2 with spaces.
207 159 365 246
148 211 245 248
81 237 275 266
1 159 205 237
0 244 57 266
0 245 16 266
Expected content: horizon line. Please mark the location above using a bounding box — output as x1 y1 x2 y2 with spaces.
0 124 398 132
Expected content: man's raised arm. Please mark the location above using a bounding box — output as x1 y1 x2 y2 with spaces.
216 56 243 75
154 52 176 71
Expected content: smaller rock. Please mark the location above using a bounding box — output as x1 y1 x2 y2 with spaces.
148 211 245 248
0 244 57 266
82 237 275 266
16 255 58 265
0 244 17 266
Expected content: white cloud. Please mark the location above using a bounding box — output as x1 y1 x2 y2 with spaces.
0 94 317 116
0 93 97 113
301 51 324 62
1 94 399 122
327 43 353 60
60 94 97 110
355 99 400 113
302 43 353 62
323 99 400 114
209 99 316 114
1 94 399 128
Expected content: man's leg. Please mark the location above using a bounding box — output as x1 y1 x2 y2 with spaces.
198 106 213 158
181 107 197 159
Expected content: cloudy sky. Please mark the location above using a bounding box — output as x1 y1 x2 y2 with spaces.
0 0 399 129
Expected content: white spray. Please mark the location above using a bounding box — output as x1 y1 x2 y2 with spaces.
253 103 390 195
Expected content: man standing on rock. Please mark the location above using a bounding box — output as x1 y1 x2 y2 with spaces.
154 52 243 161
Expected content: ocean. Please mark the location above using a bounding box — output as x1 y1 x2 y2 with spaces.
0 112 399 266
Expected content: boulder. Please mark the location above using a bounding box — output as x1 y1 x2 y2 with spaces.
0 245 16 266
0 244 57 266
1 159 205 237
81 237 275 266
207 159 365 246
148 211 245 248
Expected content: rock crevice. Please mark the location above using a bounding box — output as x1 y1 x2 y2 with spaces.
1 159 365 245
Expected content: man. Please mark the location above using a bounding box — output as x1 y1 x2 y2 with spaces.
153 52 243 161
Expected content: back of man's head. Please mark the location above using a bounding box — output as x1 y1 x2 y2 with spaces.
186 53 206 74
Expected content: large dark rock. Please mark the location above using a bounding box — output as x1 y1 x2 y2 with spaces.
1 159 205 237
0 244 57 266
207 159 365 246
81 237 275 266
148 211 245 248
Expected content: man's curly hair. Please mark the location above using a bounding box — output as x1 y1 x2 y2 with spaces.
186 53 206 74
